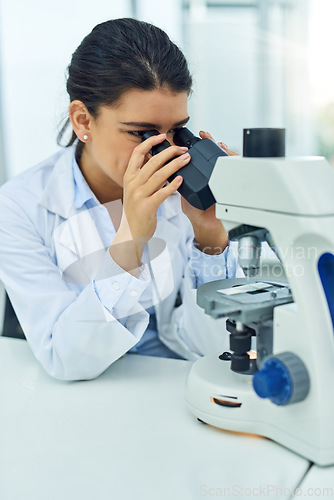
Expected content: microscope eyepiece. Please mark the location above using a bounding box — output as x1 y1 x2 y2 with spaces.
173 127 200 148
141 129 171 156
141 129 160 141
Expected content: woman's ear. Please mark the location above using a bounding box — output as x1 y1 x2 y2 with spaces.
69 100 92 142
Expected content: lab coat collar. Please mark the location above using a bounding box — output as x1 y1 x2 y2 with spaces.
39 145 77 219
72 155 98 210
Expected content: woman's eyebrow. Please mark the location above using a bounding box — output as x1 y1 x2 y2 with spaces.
172 117 190 127
119 117 190 128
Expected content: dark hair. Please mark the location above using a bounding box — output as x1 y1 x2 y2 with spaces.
58 18 193 147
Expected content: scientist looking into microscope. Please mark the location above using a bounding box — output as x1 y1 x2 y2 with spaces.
0 18 239 381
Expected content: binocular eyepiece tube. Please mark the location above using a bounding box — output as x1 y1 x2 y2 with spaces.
142 128 228 210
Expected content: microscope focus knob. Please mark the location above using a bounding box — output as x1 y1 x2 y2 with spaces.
252 352 310 406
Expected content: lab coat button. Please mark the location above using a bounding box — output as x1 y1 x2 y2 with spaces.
130 290 138 297
112 282 120 291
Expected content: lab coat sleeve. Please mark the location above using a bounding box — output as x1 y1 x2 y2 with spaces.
189 239 240 286
93 249 151 318
0 194 152 381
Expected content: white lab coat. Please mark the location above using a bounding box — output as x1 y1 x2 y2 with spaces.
0 145 238 380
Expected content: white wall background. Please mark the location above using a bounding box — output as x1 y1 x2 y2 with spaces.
0 0 133 179
0 0 332 180
183 0 313 156
0 0 186 179
136 0 183 46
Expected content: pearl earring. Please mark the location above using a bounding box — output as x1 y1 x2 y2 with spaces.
83 135 88 141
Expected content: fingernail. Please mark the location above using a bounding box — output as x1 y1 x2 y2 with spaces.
182 153 190 159
180 147 188 151
175 175 183 183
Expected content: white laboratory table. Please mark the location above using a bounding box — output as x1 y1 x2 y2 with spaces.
0 337 314 500
298 465 334 496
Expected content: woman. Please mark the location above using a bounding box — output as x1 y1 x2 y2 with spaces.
0 18 238 380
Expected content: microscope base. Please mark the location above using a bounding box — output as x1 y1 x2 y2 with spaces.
185 354 334 465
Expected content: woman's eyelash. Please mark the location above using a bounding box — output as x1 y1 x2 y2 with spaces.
128 130 146 137
128 127 183 138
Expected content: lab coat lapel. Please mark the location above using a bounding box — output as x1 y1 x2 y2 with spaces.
57 210 105 257
39 146 77 220
54 209 107 285
39 145 107 281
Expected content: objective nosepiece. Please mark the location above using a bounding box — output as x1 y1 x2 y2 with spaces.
238 235 262 277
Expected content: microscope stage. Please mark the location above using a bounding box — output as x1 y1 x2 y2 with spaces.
197 278 293 323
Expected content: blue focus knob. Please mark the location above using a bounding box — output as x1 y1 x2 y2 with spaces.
253 352 310 406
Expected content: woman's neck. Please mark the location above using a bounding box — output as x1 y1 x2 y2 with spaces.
77 145 123 204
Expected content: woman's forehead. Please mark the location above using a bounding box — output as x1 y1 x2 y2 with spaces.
97 90 189 130
114 88 189 121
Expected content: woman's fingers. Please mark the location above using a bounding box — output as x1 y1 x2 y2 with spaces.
126 134 189 186
123 135 190 216
221 146 239 156
199 130 215 140
126 133 167 175
200 130 239 156
151 174 184 206
217 141 228 150
142 151 190 196
139 145 188 182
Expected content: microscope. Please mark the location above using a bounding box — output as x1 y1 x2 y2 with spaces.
184 128 334 466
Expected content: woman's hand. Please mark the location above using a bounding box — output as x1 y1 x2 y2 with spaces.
109 134 190 275
181 130 238 255
123 133 190 240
